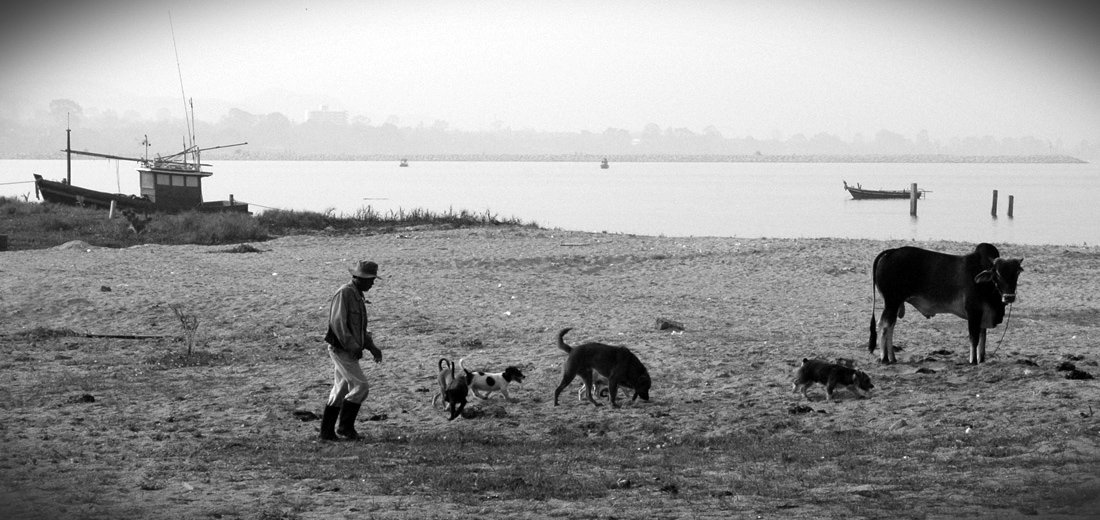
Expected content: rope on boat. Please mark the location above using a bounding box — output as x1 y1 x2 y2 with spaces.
239 201 283 210
0 180 37 186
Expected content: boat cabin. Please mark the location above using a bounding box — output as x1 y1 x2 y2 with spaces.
138 164 211 211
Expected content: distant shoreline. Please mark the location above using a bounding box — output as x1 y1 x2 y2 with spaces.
212 153 1093 164
2 153 1088 164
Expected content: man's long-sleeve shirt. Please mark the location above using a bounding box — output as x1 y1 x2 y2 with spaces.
329 282 368 354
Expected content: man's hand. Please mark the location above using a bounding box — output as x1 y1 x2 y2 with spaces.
364 332 382 363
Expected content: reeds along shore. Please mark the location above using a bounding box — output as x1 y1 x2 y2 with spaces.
0 196 535 251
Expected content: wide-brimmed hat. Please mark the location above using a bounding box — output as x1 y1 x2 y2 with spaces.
349 261 380 279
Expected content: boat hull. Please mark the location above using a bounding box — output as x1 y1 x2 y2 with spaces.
846 188 920 200
34 174 156 211
34 174 248 213
844 181 923 200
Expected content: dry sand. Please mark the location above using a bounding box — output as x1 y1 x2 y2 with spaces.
1 227 1098 519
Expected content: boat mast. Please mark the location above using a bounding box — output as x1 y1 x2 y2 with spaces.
169 11 196 164
66 114 71 184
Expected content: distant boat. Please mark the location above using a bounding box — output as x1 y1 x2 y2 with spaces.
844 180 925 200
399 158 409 167
600 158 609 169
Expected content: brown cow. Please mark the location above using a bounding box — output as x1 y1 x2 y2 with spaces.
869 243 1023 364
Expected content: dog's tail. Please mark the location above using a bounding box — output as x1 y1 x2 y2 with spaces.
457 357 473 381
557 327 573 354
440 357 458 384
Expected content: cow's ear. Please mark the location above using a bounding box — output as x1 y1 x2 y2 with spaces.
974 269 994 283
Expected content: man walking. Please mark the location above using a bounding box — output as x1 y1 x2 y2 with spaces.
320 260 383 441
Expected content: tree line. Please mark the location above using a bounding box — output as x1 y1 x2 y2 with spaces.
0 99 1093 162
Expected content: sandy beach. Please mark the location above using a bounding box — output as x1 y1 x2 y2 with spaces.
1 227 1098 519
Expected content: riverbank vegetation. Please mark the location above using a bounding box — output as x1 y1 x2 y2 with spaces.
0 197 535 251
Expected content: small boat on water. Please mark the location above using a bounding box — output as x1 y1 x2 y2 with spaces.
399 158 409 167
600 158 610 169
844 180 925 200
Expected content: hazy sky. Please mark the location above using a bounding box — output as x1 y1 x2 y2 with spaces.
2 0 1098 142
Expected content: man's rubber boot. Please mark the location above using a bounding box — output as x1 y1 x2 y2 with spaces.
319 404 340 441
336 400 362 440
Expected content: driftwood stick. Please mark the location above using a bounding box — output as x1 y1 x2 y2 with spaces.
79 333 174 339
80 334 173 338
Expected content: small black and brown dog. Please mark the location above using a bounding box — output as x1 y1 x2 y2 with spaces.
553 327 651 407
432 358 472 420
792 358 874 402
121 208 152 233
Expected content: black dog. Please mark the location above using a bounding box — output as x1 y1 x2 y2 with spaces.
431 358 472 420
553 327 651 407
121 208 152 233
791 358 874 402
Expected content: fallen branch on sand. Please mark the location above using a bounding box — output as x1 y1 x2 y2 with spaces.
0 327 173 340
80 333 174 339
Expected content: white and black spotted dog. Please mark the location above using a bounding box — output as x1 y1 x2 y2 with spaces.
459 357 526 401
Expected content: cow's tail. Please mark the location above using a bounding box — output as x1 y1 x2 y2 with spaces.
868 249 889 353
557 327 573 354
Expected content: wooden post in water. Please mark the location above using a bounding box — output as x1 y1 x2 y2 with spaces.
991 190 999 217
910 183 918 216
1008 195 1014 218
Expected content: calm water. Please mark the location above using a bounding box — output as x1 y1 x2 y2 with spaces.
4 160 1098 246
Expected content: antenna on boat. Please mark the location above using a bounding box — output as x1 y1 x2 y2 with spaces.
169 11 195 151
66 113 72 185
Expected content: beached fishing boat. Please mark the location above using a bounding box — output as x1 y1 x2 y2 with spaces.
33 126 248 213
844 180 924 200
32 19 248 214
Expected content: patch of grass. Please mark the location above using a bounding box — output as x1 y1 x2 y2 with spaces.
256 205 537 234
0 197 270 249
0 197 538 250
439 337 486 350
147 211 269 245
143 350 228 369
